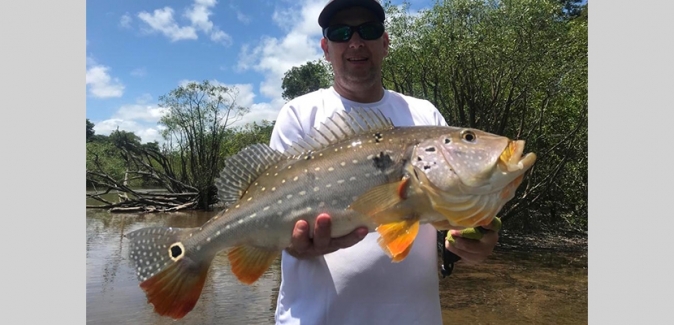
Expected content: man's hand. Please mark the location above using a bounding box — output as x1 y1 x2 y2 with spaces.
286 213 369 259
445 218 501 264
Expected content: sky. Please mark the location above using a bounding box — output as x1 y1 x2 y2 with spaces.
86 0 433 143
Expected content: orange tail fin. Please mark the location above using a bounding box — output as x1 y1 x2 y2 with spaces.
139 256 213 319
125 226 212 320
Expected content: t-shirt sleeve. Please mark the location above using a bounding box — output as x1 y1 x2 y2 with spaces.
269 103 303 153
426 100 449 127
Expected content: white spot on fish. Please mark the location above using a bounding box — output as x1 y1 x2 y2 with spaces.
287 194 293 199
337 179 345 184
216 231 221 236
315 167 321 171
367 154 375 160
294 176 299 181
262 187 266 191
352 159 358 164
313 187 319 192
350 176 357 181
207 237 211 242
238 219 244 224
318 202 325 208
264 206 270 211
365 173 371 177
340 161 346 166
278 200 283 204
299 191 306 196
235 204 240 208
249 213 257 218
272 187 276 191
196 245 202 251
247 197 252 201
226 225 231 230
328 167 334 171
282 179 286 183
326 184 332 188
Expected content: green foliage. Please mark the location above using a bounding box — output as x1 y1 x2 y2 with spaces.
382 0 587 233
86 119 95 141
158 80 251 208
281 59 333 101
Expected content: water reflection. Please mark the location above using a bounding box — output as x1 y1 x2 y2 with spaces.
86 208 280 325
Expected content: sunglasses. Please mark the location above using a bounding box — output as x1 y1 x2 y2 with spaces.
323 21 385 42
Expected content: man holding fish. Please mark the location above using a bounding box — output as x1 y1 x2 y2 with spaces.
125 0 537 322
269 0 501 323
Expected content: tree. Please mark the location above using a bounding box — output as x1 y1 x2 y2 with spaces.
382 0 588 233
86 119 95 142
86 81 253 212
281 59 333 101
158 80 250 209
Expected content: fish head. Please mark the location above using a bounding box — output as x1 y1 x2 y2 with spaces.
413 128 537 193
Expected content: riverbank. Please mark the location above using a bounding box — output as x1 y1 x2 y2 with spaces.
438 232 588 324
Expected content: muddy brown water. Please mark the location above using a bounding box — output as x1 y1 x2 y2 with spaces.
86 206 587 324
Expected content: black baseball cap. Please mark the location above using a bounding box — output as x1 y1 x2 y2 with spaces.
318 0 386 28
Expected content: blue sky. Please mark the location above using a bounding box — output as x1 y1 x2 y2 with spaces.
86 0 432 143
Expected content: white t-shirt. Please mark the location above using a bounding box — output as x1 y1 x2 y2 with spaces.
269 86 448 325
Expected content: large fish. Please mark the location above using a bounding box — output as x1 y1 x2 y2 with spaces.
125 108 536 319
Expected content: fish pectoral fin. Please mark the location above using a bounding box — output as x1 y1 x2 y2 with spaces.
228 245 279 285
376 217 420 263
349 178 410 224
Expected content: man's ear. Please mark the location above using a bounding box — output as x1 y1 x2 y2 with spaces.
383 32 390 57
321 38 330 60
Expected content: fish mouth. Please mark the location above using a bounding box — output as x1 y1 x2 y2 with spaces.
497 140 537 172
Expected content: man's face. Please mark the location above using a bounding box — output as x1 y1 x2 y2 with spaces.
321 6 390 91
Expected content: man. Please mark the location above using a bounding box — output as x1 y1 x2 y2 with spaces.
269 1 499 323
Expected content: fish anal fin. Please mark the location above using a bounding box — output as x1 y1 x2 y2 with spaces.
391 242 414 263
376 218 420 262
139 256 213 320
228 245 279 285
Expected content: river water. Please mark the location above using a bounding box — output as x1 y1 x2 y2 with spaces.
86 204 587 324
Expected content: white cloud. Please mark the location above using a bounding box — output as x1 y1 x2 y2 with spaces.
137 7 198 42
120 13 132 28
137 1 231 46
86 65 125 98
236 0 326 113
93 118 166 144
93 99 169 144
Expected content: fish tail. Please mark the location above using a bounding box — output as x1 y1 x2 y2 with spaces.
126 227 214 320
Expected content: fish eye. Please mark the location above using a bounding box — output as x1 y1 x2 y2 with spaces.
461 131 476 142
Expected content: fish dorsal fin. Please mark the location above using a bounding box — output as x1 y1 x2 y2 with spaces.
286 107 395 157
214 143 287 205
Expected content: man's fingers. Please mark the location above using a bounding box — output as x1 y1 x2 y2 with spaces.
291 219 311 252
330 227 368 249
312 213 332 250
